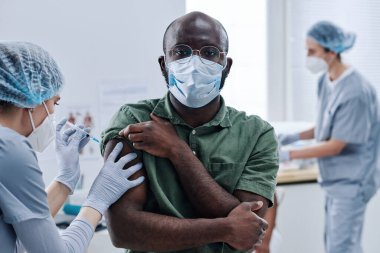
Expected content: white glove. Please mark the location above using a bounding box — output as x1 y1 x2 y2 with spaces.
278 133 300 146
83 143 144 215
279 150 291 162
55 118 90 194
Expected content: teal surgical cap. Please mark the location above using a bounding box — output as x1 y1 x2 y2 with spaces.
307 21 356 54
0 42 63 108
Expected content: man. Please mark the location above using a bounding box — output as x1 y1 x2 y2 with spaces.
101 12 279 253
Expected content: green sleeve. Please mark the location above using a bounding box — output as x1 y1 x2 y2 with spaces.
100 105 138 156
235 123 279 207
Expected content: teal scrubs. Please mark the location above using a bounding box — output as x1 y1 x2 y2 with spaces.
315 68 380 253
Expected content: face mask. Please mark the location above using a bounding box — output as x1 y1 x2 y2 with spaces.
166 55 224 108
27 102 55 152
306 56 328 74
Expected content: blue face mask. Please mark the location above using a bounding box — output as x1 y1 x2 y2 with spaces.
166 56 224 108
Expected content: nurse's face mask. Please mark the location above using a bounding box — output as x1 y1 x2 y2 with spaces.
27 102 55 152
306 56 329 74
305 38 335 74
165 44 227 108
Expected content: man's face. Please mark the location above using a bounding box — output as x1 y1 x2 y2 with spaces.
159 16 232 89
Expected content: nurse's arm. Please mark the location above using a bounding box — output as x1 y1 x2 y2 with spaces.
299 127 315 140
103 139 258 251
289 139 346 159
46 181 71 217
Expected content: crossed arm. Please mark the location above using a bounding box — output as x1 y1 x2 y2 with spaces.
105 114 274 251
104 138 268 252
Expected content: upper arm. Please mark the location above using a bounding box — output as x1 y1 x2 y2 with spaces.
234 124 279 208
103 139 148 244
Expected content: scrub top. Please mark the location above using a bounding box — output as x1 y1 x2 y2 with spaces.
0 126 50 252
316 68 380 200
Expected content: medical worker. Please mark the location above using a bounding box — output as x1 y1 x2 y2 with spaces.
279 21 379 253
0 42 144 253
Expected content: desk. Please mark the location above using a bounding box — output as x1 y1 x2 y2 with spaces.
276 165 319 185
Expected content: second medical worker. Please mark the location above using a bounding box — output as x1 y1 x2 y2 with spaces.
279 21 380 253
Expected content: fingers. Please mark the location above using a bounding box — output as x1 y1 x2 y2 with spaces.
150 113 165 122
129 176 145 187
260 218 269 231
70 128 88 146
119 123 145 137
247 201 264 212
79 135 91 150
78 127 92 150
56 118 67 133
122 162 143 178
107 142 124 162
62 128 77 143
127 133 145 142
132 142 144 150
117 153 138 167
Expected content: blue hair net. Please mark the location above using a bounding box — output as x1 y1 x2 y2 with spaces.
0 42 64 108
307 21 356 54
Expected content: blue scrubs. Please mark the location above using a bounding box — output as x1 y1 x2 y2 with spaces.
0 126 94 253
316 68 380 253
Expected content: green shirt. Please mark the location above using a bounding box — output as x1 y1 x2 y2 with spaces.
101 93 279 253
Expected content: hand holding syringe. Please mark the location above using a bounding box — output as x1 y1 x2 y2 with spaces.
65 121 100 143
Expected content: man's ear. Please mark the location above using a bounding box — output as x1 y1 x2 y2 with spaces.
220 57 233 89
158 56 169 85
158 56 166 74
224 57 233 77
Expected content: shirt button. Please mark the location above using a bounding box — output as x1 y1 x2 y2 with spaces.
192 130 196 135
192 150 197 155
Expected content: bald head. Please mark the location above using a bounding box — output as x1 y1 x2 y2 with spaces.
163 11 229 53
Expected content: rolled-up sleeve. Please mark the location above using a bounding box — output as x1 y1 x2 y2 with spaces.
100 105 138 156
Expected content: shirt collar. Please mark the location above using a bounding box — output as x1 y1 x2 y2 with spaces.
325 67 355 90
152 92 232 129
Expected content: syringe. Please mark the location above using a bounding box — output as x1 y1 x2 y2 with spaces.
65 122 100 143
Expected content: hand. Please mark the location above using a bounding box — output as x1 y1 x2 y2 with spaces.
225 202 268 252
279 150 290 162
55 118 90 193
278 133 300 146
118 113 185 158
83 143 144 215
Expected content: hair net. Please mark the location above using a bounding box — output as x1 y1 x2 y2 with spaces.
0 41 64 108
307 21 356 54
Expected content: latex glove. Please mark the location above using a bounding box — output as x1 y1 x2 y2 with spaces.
278 133 300 146
55 118 90 194
279 150 290 162
83 143 144 215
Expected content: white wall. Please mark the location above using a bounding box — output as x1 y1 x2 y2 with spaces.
267 0 287 121
0 0 186 190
